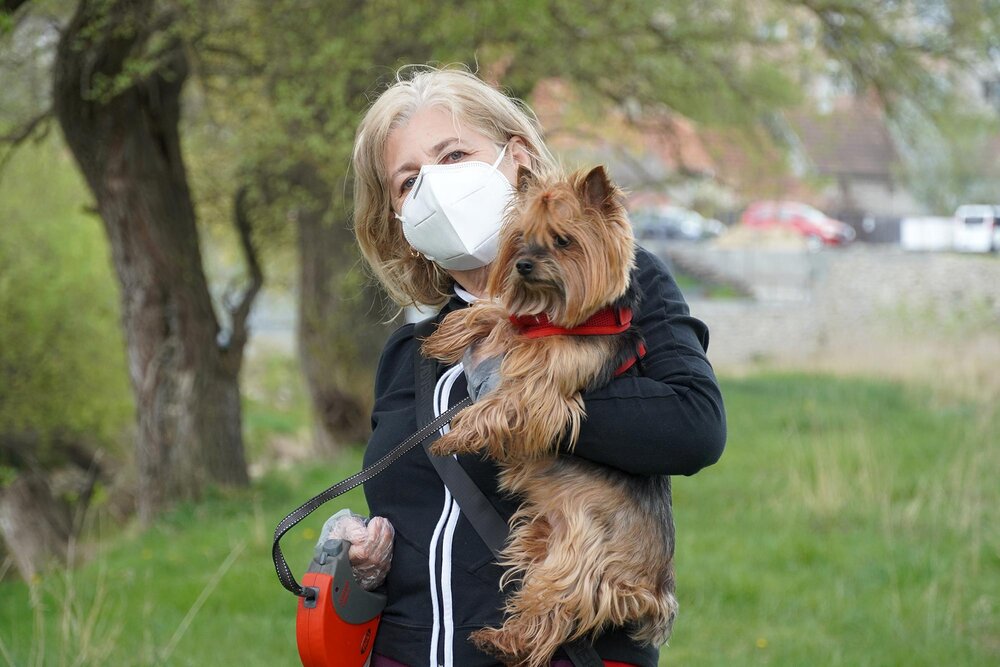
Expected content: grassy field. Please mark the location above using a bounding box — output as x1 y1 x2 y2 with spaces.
0 373 997 666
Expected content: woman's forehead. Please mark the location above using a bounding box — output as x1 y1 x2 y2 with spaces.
385 106 491 173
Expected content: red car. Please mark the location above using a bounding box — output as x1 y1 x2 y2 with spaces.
740 201 856 248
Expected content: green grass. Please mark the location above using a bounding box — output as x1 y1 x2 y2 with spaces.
673 272 744 299
241 353 312 465
668 375 998 666
0 453 369 667
0 374 997 666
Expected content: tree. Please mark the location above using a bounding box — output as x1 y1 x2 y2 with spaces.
4 0 262 523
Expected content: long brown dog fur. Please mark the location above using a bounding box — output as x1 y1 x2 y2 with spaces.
420 165 677 667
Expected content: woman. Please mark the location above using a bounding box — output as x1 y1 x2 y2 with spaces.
335 66 726 667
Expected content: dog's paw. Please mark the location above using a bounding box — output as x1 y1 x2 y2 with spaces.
429 428 491 457
429 431 464 457
469 627 526 665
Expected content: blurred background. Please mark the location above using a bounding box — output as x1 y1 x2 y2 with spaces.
0 0 997 665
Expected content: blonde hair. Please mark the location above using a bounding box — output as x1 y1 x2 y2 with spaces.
352 65 556 308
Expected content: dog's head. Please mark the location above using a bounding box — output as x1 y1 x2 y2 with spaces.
489 165 635 328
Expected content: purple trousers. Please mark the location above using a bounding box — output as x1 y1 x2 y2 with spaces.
371 654 632 667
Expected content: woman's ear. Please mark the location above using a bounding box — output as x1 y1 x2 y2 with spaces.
508 135 532 170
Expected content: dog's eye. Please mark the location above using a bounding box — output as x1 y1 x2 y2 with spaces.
554 235 571 248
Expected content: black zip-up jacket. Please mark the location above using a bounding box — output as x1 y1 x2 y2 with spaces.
362 246 727 666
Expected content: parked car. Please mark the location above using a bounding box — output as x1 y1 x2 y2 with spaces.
953 204 1000 253
630 206 725 241
739 200 856 248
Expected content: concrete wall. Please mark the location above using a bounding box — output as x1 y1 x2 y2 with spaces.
655 242 1000 371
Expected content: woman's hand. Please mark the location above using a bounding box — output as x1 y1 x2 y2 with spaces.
323 512 395 590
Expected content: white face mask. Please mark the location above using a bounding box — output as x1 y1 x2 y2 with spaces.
395 143 513 270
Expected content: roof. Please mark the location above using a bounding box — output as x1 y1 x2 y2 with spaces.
530 78 716 183
700 126 823 204
787 101 899 179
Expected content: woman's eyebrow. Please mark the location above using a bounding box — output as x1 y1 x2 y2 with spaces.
430 137 461 156
390 137 461 184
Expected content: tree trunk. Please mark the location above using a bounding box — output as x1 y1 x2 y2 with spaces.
52 0 249 523
0 472 71 581
254 18 426 457
292 163 391 456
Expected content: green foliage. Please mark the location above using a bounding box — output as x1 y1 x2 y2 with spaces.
182 0 804 206
500 0 802 123
0 141 133 469
789 0 999 109
180 0 1000 241
0 373 996 664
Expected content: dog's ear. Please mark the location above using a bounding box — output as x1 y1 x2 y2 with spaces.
516 165 536 193
580 165 614 211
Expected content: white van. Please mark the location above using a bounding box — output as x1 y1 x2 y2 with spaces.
954 205 1000 253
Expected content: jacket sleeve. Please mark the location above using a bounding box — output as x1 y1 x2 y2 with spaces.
569 246 727 476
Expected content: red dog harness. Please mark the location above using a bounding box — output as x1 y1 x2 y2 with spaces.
509 307 647 376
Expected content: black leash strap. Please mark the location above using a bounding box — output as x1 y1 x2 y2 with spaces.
413 317 604 667
413 320 511 555
562 641 607 667
271 395 472 598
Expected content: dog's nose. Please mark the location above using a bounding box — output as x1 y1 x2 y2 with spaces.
516 260 534 276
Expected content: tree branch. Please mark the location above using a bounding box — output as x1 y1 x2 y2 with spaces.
224 184 263 356
0 107 51 144
0 107 52 177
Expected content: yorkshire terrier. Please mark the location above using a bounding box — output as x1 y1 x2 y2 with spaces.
420 165 677 667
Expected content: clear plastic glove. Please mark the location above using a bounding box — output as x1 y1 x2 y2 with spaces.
462 344 504 402
320 510 394 591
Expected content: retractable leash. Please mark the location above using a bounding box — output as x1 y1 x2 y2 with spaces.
272 397 471 667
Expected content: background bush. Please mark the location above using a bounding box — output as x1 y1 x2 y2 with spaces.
0 141 133 477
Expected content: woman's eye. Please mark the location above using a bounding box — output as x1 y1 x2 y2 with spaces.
400 175 417 194
444 150 467 163
554 235 571 248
